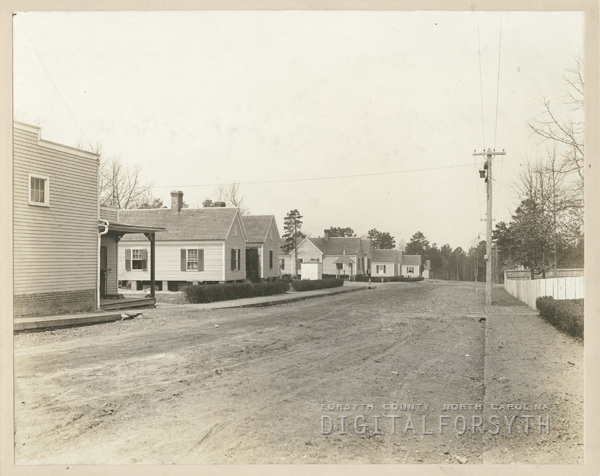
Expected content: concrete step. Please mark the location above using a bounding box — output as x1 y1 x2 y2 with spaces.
14 311 124 332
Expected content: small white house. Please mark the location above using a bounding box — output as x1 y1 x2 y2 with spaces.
118 191 248 291
400 254 422 277
243 215 282 281
371 249 400 277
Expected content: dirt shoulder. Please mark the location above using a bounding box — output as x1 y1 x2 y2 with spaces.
483 286 583 463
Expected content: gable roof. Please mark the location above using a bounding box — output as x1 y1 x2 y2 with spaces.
402 254 422 266
119 208 246 241
372 249 398 262
307 237 363 256
243 215 278 243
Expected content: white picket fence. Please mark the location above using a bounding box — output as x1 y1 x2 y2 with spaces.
504 276 584 310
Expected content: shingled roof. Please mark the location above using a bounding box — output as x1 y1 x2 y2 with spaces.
372 249 399 262
401 254 422 266
308 237 363 256
243 215 276 243
118 208 243 241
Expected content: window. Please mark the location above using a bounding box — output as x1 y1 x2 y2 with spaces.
187 249 198 270
231 248 241 270
269 250 274 269
28 174 49 206
125 249 147 271
279 259 285 270
376 265 386 274
181 249 204 271
407 266 414 274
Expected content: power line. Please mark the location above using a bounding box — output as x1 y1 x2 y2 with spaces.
20 19 93 149
153 162 475 189
477 14 486 151
493 15 504 221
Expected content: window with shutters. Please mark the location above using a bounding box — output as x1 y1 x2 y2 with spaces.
132 249 144 269
187 249 198 270
231 248 238 270
181 249 204 271
28 173 50 206
407 266 414 274
376 265 386 274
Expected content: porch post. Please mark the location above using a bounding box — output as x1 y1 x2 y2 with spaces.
149 233 156 298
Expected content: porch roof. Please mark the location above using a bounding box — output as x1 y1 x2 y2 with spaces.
99 221 165 234
332 255 356 264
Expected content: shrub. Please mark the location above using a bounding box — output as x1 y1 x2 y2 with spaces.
536 296 584 340
354 275 424 283
291 278 344 292
184 282 290 304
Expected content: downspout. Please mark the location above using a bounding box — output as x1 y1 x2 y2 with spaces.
98 219 109 309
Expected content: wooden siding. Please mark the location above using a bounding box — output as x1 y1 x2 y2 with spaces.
261 221 280 279
279 254 291 275
100 206 118 222
13 126 99 295
295 240 323 267
372 262 397 277
118 240 224 282
101 232 119 295
401 265 419 277
224 213 246 281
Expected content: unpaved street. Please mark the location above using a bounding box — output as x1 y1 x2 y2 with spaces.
13 281 582 464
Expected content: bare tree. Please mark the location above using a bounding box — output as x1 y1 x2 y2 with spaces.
211 181 250 215
77 141 155 209
527 55 584 196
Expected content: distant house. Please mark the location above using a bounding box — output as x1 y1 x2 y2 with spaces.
361 238 373 275
118 191 248 290
13 122 162 318
278 245 292 276
294 229 367 277
372 249 400 277
400 254 422 277
243 215 282 281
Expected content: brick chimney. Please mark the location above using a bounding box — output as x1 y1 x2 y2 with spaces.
324 229 331 241
171 190 184 212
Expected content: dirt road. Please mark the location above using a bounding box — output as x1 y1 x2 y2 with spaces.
13 281 582 464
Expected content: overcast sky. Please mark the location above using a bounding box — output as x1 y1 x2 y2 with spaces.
13 10 584 249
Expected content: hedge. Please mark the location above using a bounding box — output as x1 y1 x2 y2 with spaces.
354 275 425 283
291 278 344 292
185 282 290 304
536 296 584 340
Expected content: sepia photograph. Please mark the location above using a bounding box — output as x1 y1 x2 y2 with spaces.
2 1 599 473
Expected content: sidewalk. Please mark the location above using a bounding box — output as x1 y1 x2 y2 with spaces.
14 284 369 332
482 286 583 463
156 283 368 310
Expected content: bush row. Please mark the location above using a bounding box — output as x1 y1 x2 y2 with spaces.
291 278 344 292
185 282 290 304
536 296 584 340
354 275 424 283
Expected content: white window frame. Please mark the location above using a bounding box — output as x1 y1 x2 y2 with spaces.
187 249 199 270
28 173 50 207
376 265 386 274
131 249 145 270
407 266 415 274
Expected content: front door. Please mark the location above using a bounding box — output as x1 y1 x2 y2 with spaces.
100 246 108 297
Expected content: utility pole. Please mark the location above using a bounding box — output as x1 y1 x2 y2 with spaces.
474 148 505 306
